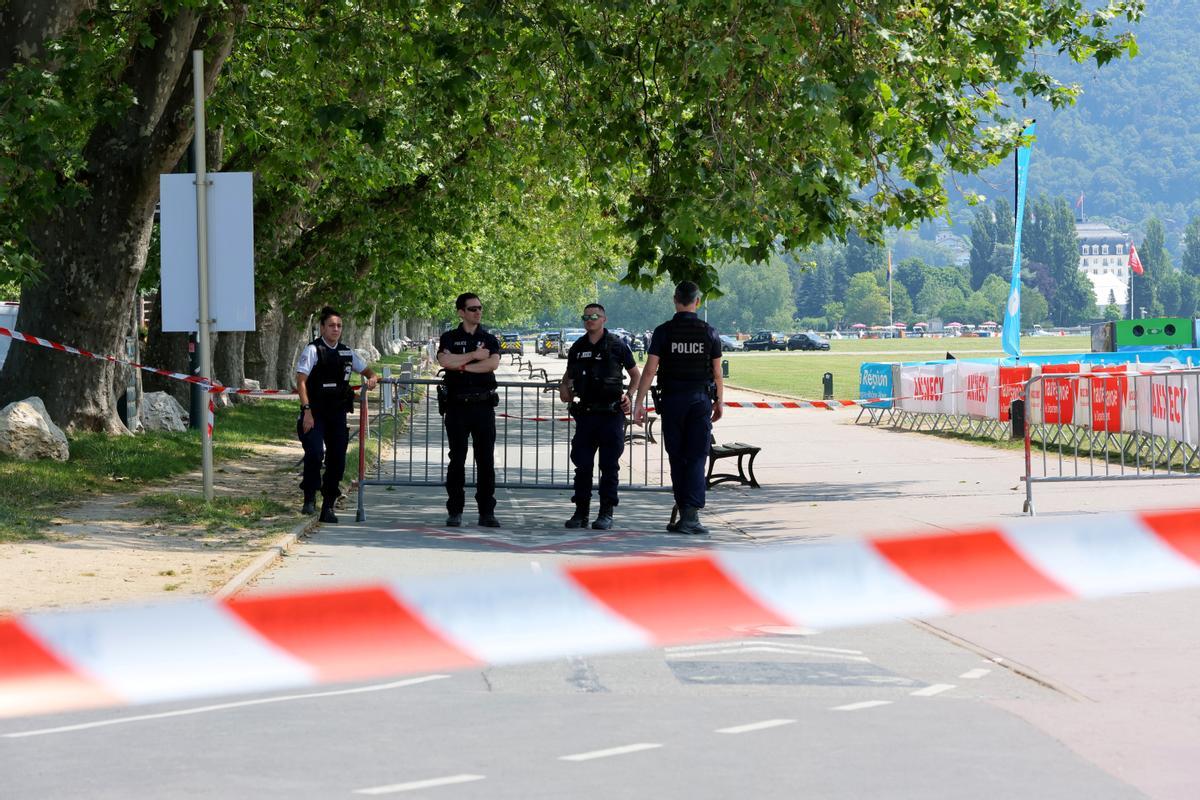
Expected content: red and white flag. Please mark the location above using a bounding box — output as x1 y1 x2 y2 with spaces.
1129 243 1144 276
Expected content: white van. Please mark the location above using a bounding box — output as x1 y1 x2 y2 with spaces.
0 302 18 370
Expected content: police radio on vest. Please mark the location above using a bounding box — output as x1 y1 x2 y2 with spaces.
671 342 706 354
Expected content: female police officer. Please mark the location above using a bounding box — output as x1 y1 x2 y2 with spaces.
559 303 640 530
632 281 723 535
296 307 378 523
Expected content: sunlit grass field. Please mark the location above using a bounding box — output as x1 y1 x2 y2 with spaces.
723 335 1090 400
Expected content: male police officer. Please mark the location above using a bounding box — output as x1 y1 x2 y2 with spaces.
560 304 641 530
296 307 378 523
437 293 502 528
633 281 723 535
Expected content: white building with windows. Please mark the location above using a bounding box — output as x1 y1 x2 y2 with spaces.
1076 221 1131 310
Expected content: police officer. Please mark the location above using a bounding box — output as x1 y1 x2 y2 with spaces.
437 293 502 528
633 281 723 535
296 307 378 523
560 304 641 530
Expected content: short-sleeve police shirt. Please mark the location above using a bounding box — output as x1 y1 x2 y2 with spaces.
296 340 367 375
439 323 501 391
567 331 636 376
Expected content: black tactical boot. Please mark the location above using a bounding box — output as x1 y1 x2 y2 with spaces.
445 512 463 527
591 503 614 530
319 502 339 524
675 506 709 535
478 514 502 528
565 502 590 529
301 492 317 515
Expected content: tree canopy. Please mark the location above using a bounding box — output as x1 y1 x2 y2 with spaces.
0 0 1146 428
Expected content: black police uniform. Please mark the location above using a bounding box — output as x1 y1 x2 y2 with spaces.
438 323 501 517
566 331 635 514
648 312 722 512
298 337 355 507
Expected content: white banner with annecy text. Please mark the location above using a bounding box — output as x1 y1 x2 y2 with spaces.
898 363 956 415
955 362 1000 419
1132 370 1200 447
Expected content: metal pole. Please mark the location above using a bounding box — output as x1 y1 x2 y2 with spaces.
193 50 214 502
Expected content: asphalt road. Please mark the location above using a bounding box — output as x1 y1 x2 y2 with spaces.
0 495 1144 799
4 353 1194 798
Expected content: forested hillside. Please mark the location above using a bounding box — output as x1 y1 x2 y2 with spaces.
957 0 1200 251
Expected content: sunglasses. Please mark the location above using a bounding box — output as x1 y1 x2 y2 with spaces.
581 313 603 321
464 305 483 312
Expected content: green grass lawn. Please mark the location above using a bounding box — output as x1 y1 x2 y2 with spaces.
724 335 1090 399
0 399 301 542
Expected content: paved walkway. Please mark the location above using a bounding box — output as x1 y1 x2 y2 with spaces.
301 352 1200 799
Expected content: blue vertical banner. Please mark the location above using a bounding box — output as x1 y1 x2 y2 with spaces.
1002 122 1036 358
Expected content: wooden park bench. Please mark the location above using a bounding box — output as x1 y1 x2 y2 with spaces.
625 414 657 445
706 434 761 488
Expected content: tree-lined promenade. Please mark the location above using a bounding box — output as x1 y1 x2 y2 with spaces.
0 1 1143 432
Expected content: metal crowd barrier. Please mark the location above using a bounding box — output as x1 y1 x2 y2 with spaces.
1022 368 1200 515
355 376 669 520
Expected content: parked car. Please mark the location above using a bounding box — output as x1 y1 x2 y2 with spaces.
558 328 585 358
536 331 561 355
718 334 744 351
498 332 524 355
743 331 787 351
787 332 831 351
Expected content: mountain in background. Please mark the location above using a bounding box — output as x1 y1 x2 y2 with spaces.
949 0 1199 256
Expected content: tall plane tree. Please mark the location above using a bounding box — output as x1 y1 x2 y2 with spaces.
0 2 246 431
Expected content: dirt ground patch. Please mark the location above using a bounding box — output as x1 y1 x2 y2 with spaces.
0 441 311 614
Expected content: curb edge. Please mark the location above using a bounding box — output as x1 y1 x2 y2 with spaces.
213 514 322 600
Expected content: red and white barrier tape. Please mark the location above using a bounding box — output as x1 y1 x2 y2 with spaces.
2 505 1198 719
0 326 315 434
0 326 300 398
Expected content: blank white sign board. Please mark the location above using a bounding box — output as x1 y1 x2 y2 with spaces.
160 172 255 332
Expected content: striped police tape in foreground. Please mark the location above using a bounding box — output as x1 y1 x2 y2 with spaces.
3 507 1199 719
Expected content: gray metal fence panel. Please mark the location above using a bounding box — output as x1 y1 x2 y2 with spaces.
356 377 670 518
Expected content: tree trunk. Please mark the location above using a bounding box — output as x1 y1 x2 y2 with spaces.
0 6 245 431
274 320 305 390
214 330 245 390
143 292 192 407
244 296 280 388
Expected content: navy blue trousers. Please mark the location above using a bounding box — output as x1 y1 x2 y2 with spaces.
297 406 348 502
570 412 626 507
444 402 497 515
658 390 712 509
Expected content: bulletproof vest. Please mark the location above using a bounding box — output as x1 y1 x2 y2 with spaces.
656 316 712 385
307 337 354 411
570 333 625 408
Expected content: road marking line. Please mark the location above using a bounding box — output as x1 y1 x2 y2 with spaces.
559 743 663 761
960 668 991 679
910 684 956 697
666 641 864 655
832 700 893 711
716 719 797 734
667 646 870 661
354 774 486 795
2 675 451 738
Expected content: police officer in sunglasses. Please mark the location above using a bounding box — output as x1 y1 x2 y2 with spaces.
437 293 502 527
560 304 640 529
